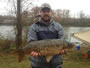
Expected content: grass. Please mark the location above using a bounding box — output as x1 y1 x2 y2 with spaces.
0 52 30 68
63 58 90 68
0 52 90 68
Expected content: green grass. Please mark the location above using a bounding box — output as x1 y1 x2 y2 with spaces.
0 53 30 68
0 53 90 68
63 59 90 68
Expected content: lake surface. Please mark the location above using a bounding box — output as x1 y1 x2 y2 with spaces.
0 26 90 43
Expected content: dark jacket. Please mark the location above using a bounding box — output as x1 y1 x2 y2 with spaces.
27 20 65 68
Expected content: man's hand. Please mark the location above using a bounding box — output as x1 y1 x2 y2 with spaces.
59 49 68 55
31 51 41 57
31 49 68 57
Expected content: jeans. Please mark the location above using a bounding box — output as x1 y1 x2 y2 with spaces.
31 55 63 68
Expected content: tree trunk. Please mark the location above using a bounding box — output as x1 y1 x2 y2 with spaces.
16 0 22 49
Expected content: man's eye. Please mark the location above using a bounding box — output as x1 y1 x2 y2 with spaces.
42 10 50 13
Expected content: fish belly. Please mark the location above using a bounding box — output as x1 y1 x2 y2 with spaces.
40 48 61 62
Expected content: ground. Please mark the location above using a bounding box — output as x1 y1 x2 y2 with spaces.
0 52 90 68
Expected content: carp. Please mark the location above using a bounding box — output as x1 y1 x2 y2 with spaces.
14 39 75 62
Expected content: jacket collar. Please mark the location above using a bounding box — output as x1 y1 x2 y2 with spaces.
38 18 54 26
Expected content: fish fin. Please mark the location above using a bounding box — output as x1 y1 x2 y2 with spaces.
45 56 52 62
13 49 25 63
18 52 25 63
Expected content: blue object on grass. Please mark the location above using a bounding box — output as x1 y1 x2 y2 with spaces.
76 45 80 50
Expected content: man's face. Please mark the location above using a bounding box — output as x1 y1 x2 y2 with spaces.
40 8 52 22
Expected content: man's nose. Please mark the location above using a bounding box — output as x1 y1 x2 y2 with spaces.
44 12 49 14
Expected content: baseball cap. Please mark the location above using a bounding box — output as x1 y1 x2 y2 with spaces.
40 3 52 12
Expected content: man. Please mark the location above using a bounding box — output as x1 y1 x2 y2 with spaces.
28 3 65 68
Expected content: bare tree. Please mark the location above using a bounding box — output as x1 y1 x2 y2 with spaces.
6 0 37 49
62 9 70 18
79 11 85 19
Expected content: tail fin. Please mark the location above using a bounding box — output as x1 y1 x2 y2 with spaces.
13 49 25 63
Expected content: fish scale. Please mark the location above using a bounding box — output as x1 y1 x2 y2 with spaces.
14 39 75 62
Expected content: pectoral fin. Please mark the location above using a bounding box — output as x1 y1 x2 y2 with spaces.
45 56 53 62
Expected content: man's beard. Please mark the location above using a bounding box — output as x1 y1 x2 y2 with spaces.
42 15 51 22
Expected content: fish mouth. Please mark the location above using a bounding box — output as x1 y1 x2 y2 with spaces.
67 42 76 49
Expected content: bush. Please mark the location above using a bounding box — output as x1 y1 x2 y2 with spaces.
64 50 89 61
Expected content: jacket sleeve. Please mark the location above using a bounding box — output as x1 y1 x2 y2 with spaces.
27 24 38 42
55 23 65 40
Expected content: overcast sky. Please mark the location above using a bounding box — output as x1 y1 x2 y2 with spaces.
0 0 90 17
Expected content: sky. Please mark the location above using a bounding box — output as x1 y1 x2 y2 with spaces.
0 0 90 17
0 1 7 15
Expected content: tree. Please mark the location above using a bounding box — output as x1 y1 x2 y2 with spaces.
31 6 40 17
15 0 22 49
62 9 70 18
6 0 37 49
54 9 62 21
79 11 85 19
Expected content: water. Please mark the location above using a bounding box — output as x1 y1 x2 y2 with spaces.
0 26 15 40
0 26 90 43
64 27 90 43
